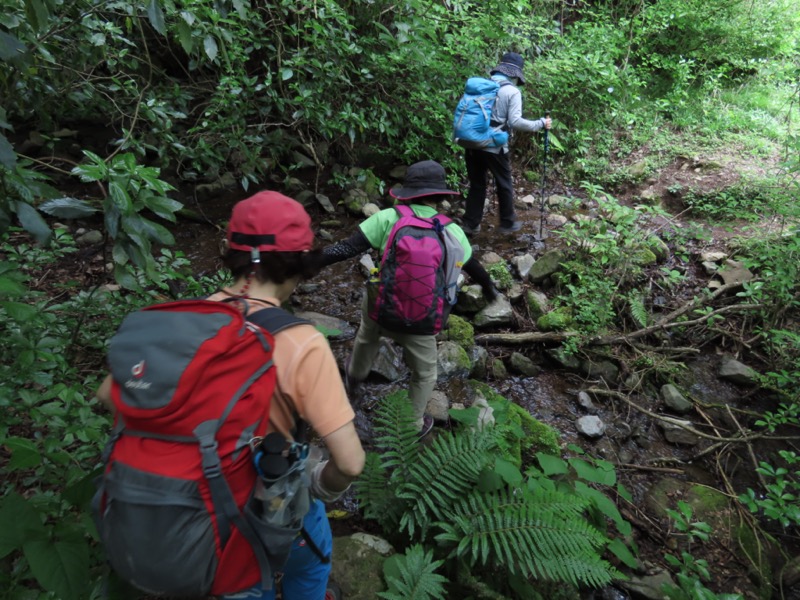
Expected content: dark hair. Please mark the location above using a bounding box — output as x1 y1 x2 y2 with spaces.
222 249 325 284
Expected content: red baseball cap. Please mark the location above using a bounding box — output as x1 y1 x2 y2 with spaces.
226 191 314 252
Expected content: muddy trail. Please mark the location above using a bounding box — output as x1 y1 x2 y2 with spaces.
152 157 798 599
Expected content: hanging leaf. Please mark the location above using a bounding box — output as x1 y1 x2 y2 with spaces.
24 538 90 600
0 30 26 65
0 132 16 169
177 21 193 55
204 35 218 61
38 198 99 219
13 201 51 245
146 0 166 36
281 68 293 81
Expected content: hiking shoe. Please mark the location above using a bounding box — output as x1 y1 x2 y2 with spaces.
418 415 434 438
325 582 343 600
498 221 522 234
461 222 481 236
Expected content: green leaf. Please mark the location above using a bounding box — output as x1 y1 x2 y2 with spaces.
24 538 90 600
570 457 616 486
494 457 523 486
607 538 638 568
13 201 52 245
177 21 194 54
146 0 166 36
537 452 569 476
1 300 37 321
5 436 42 469
0 492 47 558
0 275 26 296
0 131 16 169
38 198 100 219
0 30 26 62
113 263 138 290
143 195 183 221
281 68 293 81
204 35 218 61
108 181 133 214
23 0 50 33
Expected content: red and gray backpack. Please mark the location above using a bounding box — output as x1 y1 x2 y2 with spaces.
92 299 318 597
369 204 466 335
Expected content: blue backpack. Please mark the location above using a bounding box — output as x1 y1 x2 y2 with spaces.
452 77 511 149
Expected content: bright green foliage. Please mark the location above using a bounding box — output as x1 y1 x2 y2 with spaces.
379 544 448 600
71 151 183 288
357 392 628 595
740 451 800 529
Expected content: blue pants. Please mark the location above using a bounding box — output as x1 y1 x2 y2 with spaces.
222 500 332 600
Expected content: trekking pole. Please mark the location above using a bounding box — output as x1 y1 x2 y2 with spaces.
536 111 551 241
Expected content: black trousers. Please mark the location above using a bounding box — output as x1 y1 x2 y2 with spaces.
464 148 516 229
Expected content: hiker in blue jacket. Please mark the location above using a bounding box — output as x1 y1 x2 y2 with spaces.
320 160 497 437
461 51 552 236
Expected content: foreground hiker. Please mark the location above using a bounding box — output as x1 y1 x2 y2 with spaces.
94 191 365 600
321 160 497 436
460 51 552 236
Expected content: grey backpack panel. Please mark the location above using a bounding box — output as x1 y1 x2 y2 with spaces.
108 310 233 410
97 461 217 597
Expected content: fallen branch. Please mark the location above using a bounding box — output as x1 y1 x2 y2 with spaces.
475 330 575 345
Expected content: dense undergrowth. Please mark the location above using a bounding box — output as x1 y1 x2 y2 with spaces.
1 0 799 598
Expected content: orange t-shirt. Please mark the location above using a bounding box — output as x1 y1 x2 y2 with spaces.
207 293 354 440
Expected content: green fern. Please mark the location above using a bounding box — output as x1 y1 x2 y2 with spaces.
628 291 648 328
398 427 496 537
378 544 447 600
435 487 620 587
373 390 423 472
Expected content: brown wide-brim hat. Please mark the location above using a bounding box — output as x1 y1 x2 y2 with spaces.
490 51 526 85
389 160 460 202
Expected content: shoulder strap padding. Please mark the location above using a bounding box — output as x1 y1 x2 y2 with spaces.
246 307 310 334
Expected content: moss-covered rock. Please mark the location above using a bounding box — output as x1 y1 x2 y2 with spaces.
537 307 573 331
442 314 474 350
487 261 514 291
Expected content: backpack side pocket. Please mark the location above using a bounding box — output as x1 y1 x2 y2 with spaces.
96 462 217 597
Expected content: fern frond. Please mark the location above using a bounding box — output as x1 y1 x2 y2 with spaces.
356 452 405 530
398 427 496 537
435 487 620 588
628 291 648 328
373 390 422 474
378 544 448 600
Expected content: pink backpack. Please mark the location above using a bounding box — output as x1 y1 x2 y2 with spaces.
369 205 465 335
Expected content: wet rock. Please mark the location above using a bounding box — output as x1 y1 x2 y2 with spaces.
480 251 504 266
715 259 754 287
76 230 103 246
548 194 571 207
455 284 489 314
631 246 657 266
294 311 355 340
700 250 726 262
624 372 643 391
660 384 693 414
469 346 488 379
510 253 535 279
506 282 524 302
579 359 619 384
491 358 507 380
628 160 648 179
701 260 719 274
509 352 541 377
576 415 606 438
526 290 549 319
425 390 450 421
638 187 659 204
620 569 676 600
330 535 390 599
658 419 700 445
371 340 408 381
195 172 237 200
362 202 380 217
528 249 565 283
388 165 407 179
296 283 321 294
437 341 471 381
439 314 474 350
546 347 581 370
518 194 536 208
718 355 759 385
473 295 513 328
645 235 670 262
546 214 568 228
343 188 369 215
577 391 596 411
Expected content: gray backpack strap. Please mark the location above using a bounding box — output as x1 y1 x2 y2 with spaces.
195 420 274 588
246 306 310 334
